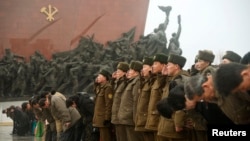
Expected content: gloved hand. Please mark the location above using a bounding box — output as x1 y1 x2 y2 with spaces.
156 97 173 118
103 120 111 126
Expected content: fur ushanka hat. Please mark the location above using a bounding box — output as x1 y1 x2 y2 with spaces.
197 50 215 63
222 51 242 63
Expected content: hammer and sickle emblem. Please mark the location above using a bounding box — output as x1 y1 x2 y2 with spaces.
40 4 58 21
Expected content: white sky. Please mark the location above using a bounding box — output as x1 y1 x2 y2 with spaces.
144 0 250 70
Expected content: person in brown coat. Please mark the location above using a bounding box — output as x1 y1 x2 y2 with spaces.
145 53 168 140
92 69 113 141
60 98 81 141
157 54 190 141
117 60 144 141
39 90 71 141
134 57 154 141
190 50 216 140
111 62 129 141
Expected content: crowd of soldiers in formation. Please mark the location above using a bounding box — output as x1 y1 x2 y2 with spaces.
1 5 250 141
2 49 250 141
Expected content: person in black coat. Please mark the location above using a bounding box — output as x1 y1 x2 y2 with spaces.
68 92 99 141
8 106 30 136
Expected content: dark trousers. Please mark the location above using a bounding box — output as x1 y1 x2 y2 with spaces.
45 124 57 141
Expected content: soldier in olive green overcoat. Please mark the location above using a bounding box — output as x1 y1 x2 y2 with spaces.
93 69 113 141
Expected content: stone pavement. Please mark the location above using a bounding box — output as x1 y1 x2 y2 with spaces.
0 125 43 141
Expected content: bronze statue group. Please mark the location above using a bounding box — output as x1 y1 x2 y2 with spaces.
1 5 250 141
0 6 180 98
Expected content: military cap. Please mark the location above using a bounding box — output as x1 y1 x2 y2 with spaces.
99 69 111 80
194 55 199 63
168 54 186 68
197 50 215 63
222 51 242 63
153 53 168 64
129 61 143 72
240 51 250 65
117 62 129 72
142 57 154 66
